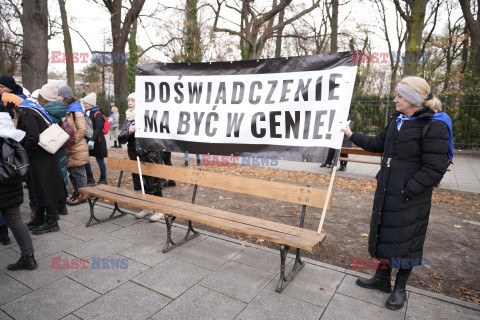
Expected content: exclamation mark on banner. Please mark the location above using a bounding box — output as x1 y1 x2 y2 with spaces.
325 110 336 139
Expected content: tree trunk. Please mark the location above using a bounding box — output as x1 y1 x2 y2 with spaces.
58 0 74 94
459 0 480 92
126 18 138 94
104 0 145 98
275 7 285 58
21 0 49 92
184 0 202 63
329 0 338 53
403 0 428 76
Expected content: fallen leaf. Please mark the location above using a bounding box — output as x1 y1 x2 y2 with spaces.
454 225 462 228
319 287 325 291
93 313 102 317
360 233 369 237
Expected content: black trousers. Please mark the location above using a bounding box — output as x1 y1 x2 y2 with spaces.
324 148 348 167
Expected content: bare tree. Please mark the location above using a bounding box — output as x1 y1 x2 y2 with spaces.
373 0 407 95
58 0 75 94
212 0 320 60
21 0 49 91
91 0 146 97
459 0 480 91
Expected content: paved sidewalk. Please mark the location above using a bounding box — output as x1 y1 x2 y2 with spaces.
1 200 479 319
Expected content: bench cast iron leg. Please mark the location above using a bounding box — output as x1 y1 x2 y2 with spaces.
110 202 127 218
162 216 199 253
276 246 305 293
86 196 100 227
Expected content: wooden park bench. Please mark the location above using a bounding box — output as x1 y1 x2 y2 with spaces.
79 157 332 292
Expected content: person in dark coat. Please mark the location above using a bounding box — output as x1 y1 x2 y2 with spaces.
39 84 69 216
83 92 108 185
119 93 164 221
2 92 67 235
341 76 452 310
0 98 37 270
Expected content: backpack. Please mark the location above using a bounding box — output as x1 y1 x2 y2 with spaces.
84 114 94 139
94 111 110 135
0 137 30 184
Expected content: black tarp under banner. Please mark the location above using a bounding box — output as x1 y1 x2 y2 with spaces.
134 52 357 163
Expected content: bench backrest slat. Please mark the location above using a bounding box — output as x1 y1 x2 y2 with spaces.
107 157 332 209
341 147 381 157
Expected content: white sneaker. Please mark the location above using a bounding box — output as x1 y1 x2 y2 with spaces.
135 210 152 219
149 212 165 222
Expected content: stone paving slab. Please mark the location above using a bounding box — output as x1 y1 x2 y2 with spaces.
6 251 79 290
0 273 32 306
61 220 122 241
68 254 150 294
12 232 83 260
174 238 243 271
132 257 211 299
73 281 171 320
200 260 276 303
236 288 324 320
266 263 345 308
336 274 393 308
232 246 292 274
0 310 11 320
63 234 132 260
117 239 182 267
1 277 100 320
151 285 246 320
406 292 480 320
320 293 405 319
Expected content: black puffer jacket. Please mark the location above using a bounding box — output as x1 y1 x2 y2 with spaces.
88 109 108 158
350 108 450 263
0 138 23 210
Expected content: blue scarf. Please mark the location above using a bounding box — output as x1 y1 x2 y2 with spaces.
68 101 84 114
20 99 53 123
396 112 454 161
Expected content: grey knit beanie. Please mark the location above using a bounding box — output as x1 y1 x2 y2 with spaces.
58 85 73 99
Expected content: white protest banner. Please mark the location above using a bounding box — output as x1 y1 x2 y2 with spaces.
135 52 357 163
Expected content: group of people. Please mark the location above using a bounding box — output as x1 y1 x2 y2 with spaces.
0 73 453 313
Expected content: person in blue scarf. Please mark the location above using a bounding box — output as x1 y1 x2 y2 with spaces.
341 76 452 310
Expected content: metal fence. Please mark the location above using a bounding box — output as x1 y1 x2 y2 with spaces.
350 94 480 150
97 94 480 150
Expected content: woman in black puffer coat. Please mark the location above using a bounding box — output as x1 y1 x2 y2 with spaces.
342 76 451 310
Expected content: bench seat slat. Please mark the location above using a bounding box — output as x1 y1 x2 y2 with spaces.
80 186 326 251
95 184 322 239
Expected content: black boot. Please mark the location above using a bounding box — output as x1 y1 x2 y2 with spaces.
32 219 60 235
182 161 188 166
197 159 201 166
0 225 11 245
356 267 392 293
58 201 68 216
96 175 107 185
26 211 45 231
339 164 347 171
87 172 95 186
117 140 122 148
113 141 118 148
7 254 38 271
386 273 409 310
